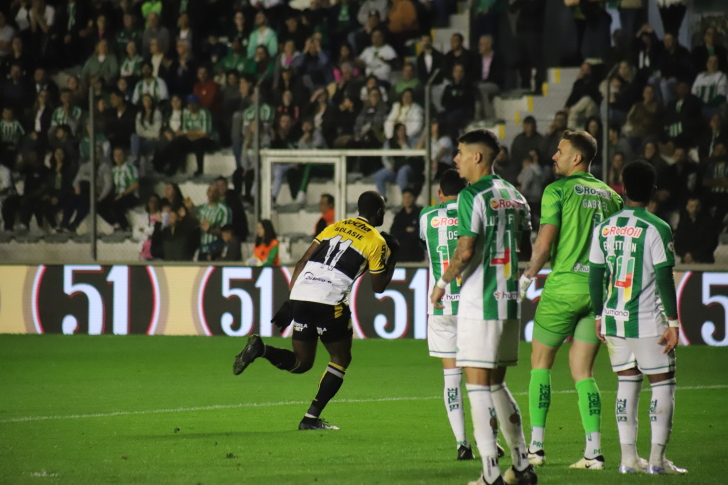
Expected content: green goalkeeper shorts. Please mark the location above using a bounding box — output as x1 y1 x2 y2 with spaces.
533 290 598 347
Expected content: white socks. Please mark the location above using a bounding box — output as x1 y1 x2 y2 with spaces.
491 383 529 471
466 383 501 484
616 374 643 464
584 432 602 459
530 426 545 452
443 368 469 447
649 378 676 466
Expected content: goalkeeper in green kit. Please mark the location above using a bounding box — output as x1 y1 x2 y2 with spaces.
518 130 623 469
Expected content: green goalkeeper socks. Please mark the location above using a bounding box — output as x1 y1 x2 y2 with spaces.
576 377 602 434
528 369 551 450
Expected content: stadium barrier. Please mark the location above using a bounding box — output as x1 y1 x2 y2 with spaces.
0 265 726 346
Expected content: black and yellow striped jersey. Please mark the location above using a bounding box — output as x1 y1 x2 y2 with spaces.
290 217 389 305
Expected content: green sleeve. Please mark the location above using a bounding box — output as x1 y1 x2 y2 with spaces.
457 190 478 237
539 184 562 227
262 245 278 267
204 110 212 134
589 263 606 316
655 266 678 319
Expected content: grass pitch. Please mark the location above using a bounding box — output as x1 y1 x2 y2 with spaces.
0 335 726 485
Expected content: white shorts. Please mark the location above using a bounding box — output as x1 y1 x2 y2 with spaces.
606 335 676 374
428 315 458 358
456 318 520 369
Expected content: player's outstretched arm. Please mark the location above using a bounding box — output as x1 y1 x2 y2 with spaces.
655 265 680 354
430 235 475 308
289 240 320 291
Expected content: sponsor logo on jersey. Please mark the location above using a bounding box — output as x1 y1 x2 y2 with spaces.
431 216 458 228
489 198 523 210
490 247 512 279
573 263 590 273
444 294 460 301
604 308 630 320
601 225 644 238
574 184 613 199
303 272 332 284
493 291 519 301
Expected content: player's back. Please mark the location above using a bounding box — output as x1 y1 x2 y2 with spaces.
420 201 460 315
541 172 623 294
290 217 387 305
593 207 675 338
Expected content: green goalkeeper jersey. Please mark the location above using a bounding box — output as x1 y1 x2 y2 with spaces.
420 201 461 315
541 172 623 294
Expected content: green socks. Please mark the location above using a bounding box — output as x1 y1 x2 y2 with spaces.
528 369 551 450
575 377 602 434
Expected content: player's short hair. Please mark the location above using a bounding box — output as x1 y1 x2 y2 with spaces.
523 115 536 125
622 160 656 203
358 191 384 215
439 169 467 197
562 130 597 166
458 129 500 163
321 193 334 206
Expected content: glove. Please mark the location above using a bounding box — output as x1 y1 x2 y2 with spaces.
518 274 533 301
380 231 400 253
271 300 293 333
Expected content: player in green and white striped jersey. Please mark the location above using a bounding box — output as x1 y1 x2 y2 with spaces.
420 169 475 460
588 161 686 476
196 184 232 261
430 130 535 485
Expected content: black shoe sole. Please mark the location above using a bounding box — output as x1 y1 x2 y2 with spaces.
233 335 264 375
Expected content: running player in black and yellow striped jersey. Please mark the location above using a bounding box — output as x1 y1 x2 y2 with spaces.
233 191 401 430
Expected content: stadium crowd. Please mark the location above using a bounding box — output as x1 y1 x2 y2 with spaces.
0 0 725 263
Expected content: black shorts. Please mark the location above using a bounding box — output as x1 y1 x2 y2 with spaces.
291 300 353 344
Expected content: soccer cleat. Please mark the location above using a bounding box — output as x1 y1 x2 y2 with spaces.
619 457 648 474
457 444 474 461
233 334 265 375
527 448 545 467
569 455 605 470
298 418 339 430
647 459 687 475
503 464 538 485
468 474 505 485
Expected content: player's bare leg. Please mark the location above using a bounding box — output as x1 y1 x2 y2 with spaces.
465 367 504 485
298 337 352 430
527 339 559 465
615 368 648 474
441 357 474 460
490 367 536 485
568 336 605 469
233 335 317 375
645 371 686 475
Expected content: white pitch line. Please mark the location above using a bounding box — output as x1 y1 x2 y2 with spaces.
1 385 726 425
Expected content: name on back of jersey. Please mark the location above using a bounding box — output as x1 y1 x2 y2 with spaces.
334 225 366 240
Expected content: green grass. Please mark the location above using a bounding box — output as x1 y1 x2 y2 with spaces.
0 336 726 485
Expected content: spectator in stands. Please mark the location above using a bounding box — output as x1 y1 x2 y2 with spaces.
416 118 453 179
66 75 85 108
664 81 702 146
78 121 106 164
510 0 544 93
387 0 419 55
291 118 328 204
494 146 519 187
416 34 444 85
353 87 388 158
441 64 476 141
106 89 136 150
359 74 388 103
699 113 727 161
390 188 424 261
390 62 422 104
564 62 602 130
0 108 25 169
41 147 75 231
540 110 567 179
31 67 58 104
248 11 278 59
164 182 184 211
0 163 17 231
328 0 359 50
49 124 79 165
702 141 728 226
229 11 250 49
194 183 231 261
251 219 279 266
305 87 336 147
275 89 300 128
669 145 702 211
176 12 193 49
51 88 83 137
132 94 162 166
608 151 625 196
161 203 199 261
385 89 423 140
85 14 113 59
142 12 170 55
131 61 169 105
475 34 505 121
158 94 213 175
245 45 275 85
23 89 53 155
443 33 474 83
215 224 242 261
315 193 335 235
215 176 248 242
279 14 308 53
624 84 662 151
201 33 227 67
15 0 55 62
375 122 417 199
586 116 604 176
0 12 13 60
692 55 728 119
293 36 333 90
359 29 397 82
331 62 359 105
517 149 543 229
99 146 138 232
138 193 164 260
116 13 142 58
218 39 249 78
270 113 298 203
60 148 113 232
0 37 32 81
607 122 633 166
13 150 49 232
333 94 359 146
674 198 719 264
692 27 728 75
332 43 363 82
510 115 542 170
2 63 30 114
655 32 692 105
146 38 165 78
168 39 196 96
633 24 661 83
602 67 637 127
119 41 143 82
193 65 220 114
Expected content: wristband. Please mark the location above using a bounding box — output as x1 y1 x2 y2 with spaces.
436 278 448 289
667 319 680 328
